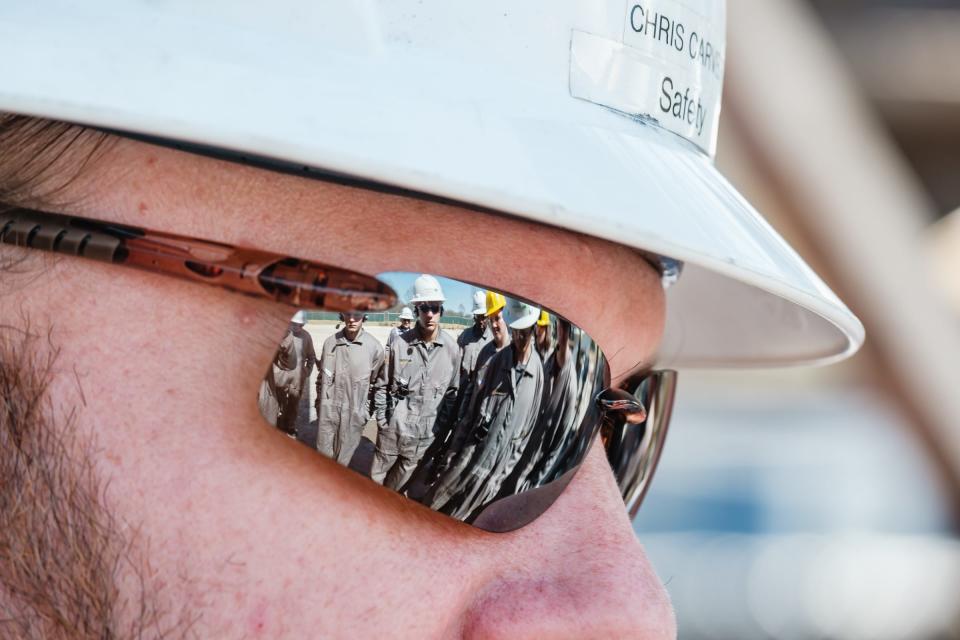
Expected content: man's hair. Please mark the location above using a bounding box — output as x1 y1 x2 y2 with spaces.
0 115 190 638
0 115 113 209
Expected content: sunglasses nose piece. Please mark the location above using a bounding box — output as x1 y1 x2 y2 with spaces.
597 389 648 425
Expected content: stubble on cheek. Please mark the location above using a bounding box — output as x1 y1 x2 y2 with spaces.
0 318 197 639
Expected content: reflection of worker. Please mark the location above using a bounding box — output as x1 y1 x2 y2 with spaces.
387 306 414 348
510 318 579 493
257 331 298 432
455 291 492 414
288 311 318 441
429 299 544 520
315 311 384 465
456 291 509 424
535 310 554 361
372 275 460 490
259 311 316 436
406 292 509 502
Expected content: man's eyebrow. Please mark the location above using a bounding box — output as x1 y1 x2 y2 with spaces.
0 114 114 211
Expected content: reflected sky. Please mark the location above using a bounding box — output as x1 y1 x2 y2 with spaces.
377 272 480 314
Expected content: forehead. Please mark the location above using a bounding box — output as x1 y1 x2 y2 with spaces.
74 136 667 381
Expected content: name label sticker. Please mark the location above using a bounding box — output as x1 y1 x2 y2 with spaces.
570 1 726 156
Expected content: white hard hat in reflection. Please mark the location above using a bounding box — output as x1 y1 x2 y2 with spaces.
504 299 542 331
0 0 864 367
471 291 487 316
408 274 446 304
291 310 306 325
398 307 415 321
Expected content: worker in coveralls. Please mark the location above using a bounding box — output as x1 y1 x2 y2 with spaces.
534 310 554 362
454 291 492 415
372 274 460 491
387 306 415 348
456 291 510 423
315 311 385 465
259 310 316 436
508 317 580 494
429 299 544 520
415 292 513 505
407 290 495 496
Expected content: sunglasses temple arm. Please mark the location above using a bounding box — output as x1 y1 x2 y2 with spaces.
0 208 396 312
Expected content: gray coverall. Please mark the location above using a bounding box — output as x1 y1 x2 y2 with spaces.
511 346 579 493
405 337 506 503
454 323 492 421
429 345 543 520
387 325 404 348
372 327 459 491
315 329 384 466
287 326 317 439
258 331 300 429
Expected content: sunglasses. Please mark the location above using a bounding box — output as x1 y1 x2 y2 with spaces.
1 207 676 532
415 303 443 314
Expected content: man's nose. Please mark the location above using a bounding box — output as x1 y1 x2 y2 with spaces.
462 444 676 639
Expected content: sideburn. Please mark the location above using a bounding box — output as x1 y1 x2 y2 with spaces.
0 323 188 638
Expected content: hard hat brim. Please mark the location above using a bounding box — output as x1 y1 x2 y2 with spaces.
508 317 539 331
0 4 863 368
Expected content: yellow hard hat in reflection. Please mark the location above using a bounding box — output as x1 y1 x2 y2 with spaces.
536 310 551 327
484 291 506 317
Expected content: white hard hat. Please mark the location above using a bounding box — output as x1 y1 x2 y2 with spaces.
408 274 446 303
398 306 415 321
291 310 306 325
503 299 541 331
0 0 863 368
471 291 487 316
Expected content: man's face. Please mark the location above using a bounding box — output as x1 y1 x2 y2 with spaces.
400 318 412 329
473 313 486 330
341 312 364 335
536 322 549 343
1 132 673 637
489 310 507 342
415 302 442 333
511 327 534 352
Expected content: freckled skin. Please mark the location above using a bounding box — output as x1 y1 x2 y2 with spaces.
9 137 676 638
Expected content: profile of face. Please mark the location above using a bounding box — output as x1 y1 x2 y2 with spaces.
474 313 486 330
0 122 674 637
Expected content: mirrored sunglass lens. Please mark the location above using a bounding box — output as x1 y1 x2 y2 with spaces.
256 272 671 531
418 303 441 314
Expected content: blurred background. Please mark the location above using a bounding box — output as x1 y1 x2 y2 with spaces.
633 1 960 638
